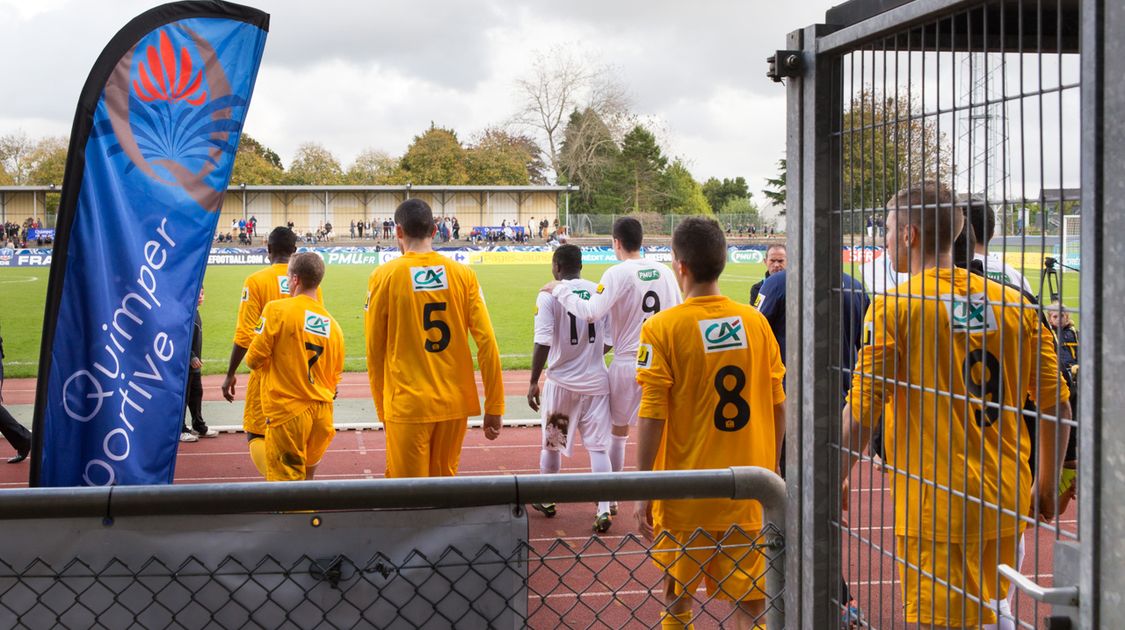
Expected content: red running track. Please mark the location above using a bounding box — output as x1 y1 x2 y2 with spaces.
0 372 1078 629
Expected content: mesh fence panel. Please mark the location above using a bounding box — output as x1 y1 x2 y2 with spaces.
0 524 783 629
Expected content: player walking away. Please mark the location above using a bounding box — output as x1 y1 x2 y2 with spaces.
749 243 788 307
181 288 218 443
840 182 1071 629
221 227 322 478
965 199 1034 295
365 199 504 478
527 245 615 532
542 217 682 497
246 253 344 481
633 217 785 630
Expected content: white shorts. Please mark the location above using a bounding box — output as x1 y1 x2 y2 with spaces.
608 360 642 427
541 381 611 457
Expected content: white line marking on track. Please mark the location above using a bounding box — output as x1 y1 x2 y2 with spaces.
0 276 38 284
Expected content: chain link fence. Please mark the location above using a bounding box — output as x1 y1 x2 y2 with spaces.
568 214 778 238
0 468 786 629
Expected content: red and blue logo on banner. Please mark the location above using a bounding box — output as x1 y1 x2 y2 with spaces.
33 3 268 487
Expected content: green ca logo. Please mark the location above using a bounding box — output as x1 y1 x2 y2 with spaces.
705 321 743 348
414 268 445 286
305 314 329 335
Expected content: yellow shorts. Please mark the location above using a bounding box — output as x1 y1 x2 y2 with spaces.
384 418 467 478
651 527 767 603
243 369 267 435
265 401 334 481
896 534 1018 627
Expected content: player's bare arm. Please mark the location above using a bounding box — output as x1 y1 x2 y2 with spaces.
1035 401 1073 522
527 343 550 412
633 416 665 541
221 344 249 402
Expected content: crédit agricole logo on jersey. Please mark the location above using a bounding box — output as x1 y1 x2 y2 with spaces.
278 275 290 295
411 266 449 291
304 312 330 338
699 317 748 353
945 293 999 334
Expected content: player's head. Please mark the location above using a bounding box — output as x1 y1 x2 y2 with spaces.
287 252 325 293
1047 301 1072 328
965 198 996 253
884 180 959 273
611 217 643 259
951 206 976 269
266 226 298 262
672 216 726 287
552 244 582 281
765 243 788 275
394 199 436 241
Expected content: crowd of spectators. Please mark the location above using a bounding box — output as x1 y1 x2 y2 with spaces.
2 218 51 248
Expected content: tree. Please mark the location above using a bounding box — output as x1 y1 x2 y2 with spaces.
701 176 750 214
465 128 539 185
558 108 621 213
719 196 761 226
345 149 401 184
399 125 468 185
659 160 712 215
618 125 667 213
231 134 285 185
285 142 344 185
762 158 787 209
0 132 37 184
513 49 630 182
841 90 950 210
26 136 68 185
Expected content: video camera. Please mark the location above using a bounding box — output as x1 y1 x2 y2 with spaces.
1042 256 1080 303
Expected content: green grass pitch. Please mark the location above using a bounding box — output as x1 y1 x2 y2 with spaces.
0 261 1080 379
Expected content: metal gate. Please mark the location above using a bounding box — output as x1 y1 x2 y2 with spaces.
779 0 1122 627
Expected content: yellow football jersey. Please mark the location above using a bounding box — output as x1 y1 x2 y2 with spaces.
637 295 785 532
848 266 1070 542
232 262 323 348
365 251 504 423
246 295 345 423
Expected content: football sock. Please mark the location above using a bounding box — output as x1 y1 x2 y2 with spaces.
540 449 561 474
590 450 612 514
610 435 628 472
248 438 268 478
660 611 694 629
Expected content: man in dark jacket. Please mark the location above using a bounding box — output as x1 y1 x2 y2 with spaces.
749 244 788 306
0 327 31 463
182 290 218 442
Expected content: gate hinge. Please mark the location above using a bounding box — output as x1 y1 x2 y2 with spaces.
767 50 803 82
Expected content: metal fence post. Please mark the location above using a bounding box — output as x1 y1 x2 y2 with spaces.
785 23 842 630
1082 0 1124 625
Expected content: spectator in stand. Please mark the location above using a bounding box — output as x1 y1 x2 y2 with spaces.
350 220 356 239
452 217 460 240
358 219 365 239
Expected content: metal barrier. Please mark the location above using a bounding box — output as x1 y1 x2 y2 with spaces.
0 467 786 629
781 0 1119 627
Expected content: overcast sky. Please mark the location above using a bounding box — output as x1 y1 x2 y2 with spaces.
0 0 839 193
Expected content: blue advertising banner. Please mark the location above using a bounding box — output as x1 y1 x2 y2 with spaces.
31 2 269 487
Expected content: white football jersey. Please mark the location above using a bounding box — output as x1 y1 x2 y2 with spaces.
535 278 610 395
974 252 1034 295
552 258 682 359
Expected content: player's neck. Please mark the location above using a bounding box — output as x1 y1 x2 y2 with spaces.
682 281 721 299
291 288 316 300
618 250 642 261
913 251 956 274
400 238 433 254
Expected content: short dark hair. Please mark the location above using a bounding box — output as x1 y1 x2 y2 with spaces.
553 244 582 276
952 207 976 269
965 199 996 244
267 226 297 256
394 199 435 239
673 217 726 283
612 217 643 252
888 181 961 254
288 252 325 290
